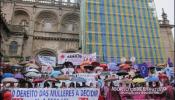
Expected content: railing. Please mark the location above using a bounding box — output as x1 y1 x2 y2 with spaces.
33 31 79 41
5 0 80 8
158 20 170 25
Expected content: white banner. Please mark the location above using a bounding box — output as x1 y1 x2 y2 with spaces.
73 73 97 82
38 56 56 66
58 53 96 65
11 88 99 100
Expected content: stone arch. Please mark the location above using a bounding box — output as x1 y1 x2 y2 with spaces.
14 8 32 19
12 9 30 26
34 48 57 57
35 10 59 32
60 12 80 33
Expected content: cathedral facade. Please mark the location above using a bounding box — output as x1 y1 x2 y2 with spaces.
1 0 81 64
0 0 174 64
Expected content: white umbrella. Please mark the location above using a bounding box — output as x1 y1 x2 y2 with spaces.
26 69 39 73
26 63 39 69
94 67 103 71
1 77 18 83
25 72 41 78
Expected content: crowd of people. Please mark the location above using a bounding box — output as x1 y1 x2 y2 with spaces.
0 58 174 100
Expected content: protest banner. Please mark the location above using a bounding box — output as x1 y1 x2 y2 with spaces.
58 53 96 65
11 88 100 100
73 73 97 82
38 56 56 66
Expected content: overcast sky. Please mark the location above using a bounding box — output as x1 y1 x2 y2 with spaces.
154 0 174 38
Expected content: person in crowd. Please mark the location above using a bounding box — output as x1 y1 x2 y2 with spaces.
75 66 83 73
76 82 81 88
131 82 146 100
2 90 12 100
82 82 88 87
52 82 58 88
98 89 105 100
69 82 75 88
0 89 3 99
163 80 174 100
145 81 166 100
34 83 38 88
0 69 3 83
44 82 50 88
89 82 94 88
103 81 109 100
106 82 121 100
60 82 67 88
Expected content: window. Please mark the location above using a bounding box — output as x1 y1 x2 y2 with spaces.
42 19 53 32
9 41 18 55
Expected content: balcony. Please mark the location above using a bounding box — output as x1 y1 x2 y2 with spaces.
5 0 80 8
33 31 79 41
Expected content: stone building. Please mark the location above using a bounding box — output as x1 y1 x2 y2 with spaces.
158 9 174 64
0 0 174 65
1 0 80 64
0 10 11 63
0 7 28 64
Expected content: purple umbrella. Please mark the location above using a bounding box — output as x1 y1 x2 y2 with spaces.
108 63 119 71
14 73 24 79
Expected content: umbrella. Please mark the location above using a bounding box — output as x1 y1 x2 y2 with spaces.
49 71 62 78
71 77 87 82
100 71 110 76
11 64 23 69
26 69 39 73
145 76 159 82
108 63 118 71
80 61 91 66
94 67 103 71
116 71 128 76
132 78 145 83
45 78 57 82
25 72 41 78
119 64 131 70
14 73 24 79
122 79 132 84
19 61 29 65
155 66 164 71
1 77 18 83
63 61 73 67
26 63 39 69
32 78 44 83
100 64 107 68
122 65 131 70
2 73 14 78
104 77 118 82
55 75 70 80
125 60 132 65
83 65 95 70
91 61 100 66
